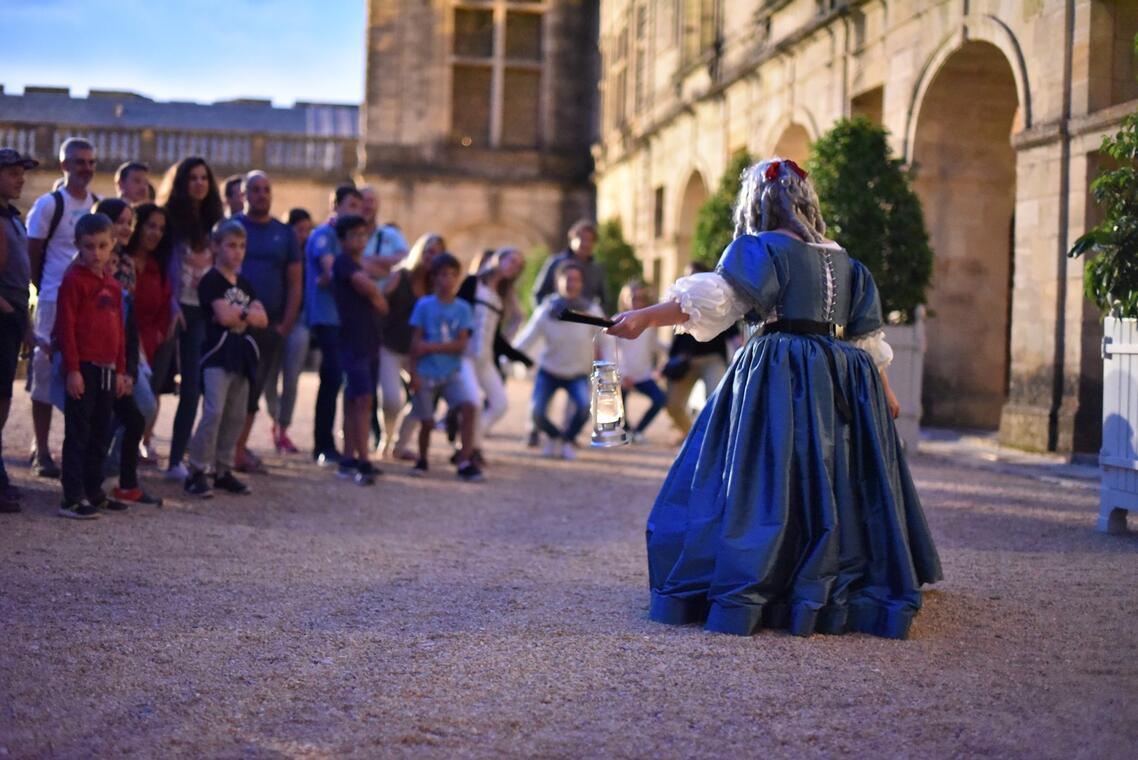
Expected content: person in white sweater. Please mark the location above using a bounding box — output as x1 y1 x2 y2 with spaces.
514 261 613 459
615 281 668 442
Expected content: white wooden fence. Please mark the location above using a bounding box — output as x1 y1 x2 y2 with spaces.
1099 316 1138 533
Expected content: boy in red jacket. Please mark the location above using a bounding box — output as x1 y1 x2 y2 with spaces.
54 213 130 519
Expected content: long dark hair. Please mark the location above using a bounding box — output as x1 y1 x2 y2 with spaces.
157 156 223 251
124 202 173 281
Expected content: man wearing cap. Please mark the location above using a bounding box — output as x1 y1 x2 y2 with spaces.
0 149 39 512
25 137 98 478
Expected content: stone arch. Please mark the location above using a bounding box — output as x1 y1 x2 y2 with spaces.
759 106 820 162
911 39 1020 429
903 15 1032 159
771 123 813 166
673 170 710 276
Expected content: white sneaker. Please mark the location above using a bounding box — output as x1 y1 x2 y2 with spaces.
164 463 189 481
541 439 559 458
559 441 577 461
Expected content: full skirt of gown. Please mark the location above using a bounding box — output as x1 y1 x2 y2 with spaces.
646 331 943 639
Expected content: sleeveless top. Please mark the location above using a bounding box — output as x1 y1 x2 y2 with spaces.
383 270 419 354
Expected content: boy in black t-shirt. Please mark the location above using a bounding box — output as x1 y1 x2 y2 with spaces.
184 220 268 498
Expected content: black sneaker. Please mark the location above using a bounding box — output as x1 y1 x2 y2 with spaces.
456 462 485 483
410 459 428 477
314 449 341 467
58 500 100 520
214 471 251 495
33 456 61 479
91 495 128 513
184 470 214 499
525 430 540 448
353 469 376 486
337 459 358 479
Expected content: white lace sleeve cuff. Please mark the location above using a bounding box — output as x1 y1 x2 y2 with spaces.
666 272 750 342
850 328 893 369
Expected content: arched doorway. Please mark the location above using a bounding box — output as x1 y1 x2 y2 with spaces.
673 171 709 283
912 41 1019 429
772 123 812 165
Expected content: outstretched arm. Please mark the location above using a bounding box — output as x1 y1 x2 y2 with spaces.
606 302 689 341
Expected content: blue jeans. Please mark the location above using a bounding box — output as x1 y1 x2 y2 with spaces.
169 304 205 467
311 324 343 454
531 369 590 443
623 379 667 433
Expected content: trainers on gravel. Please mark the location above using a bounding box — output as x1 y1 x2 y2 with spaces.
113 487 163 506
33 456 61 479
337 459 359 479
410 459 428 477
184 470 214 499
92 495 128 513
456 462 485 482
165 463 189 481
58 500 99 520
214 471 251 495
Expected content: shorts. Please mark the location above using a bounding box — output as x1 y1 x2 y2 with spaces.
29 299 56 404
410 371 476 421
342 352 379 400
0 308 28 399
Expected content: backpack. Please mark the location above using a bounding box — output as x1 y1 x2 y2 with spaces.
42 189 100 246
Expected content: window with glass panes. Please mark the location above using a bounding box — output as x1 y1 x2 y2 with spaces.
451 1 545 149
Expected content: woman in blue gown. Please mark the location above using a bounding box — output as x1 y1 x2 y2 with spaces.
606 158 942 639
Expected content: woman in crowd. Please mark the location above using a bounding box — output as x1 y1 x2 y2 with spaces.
92 198 160 505
125 203 175 461
379 233 445 460
157 157 224 479
464 247 525 454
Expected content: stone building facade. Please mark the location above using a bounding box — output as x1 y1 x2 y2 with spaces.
594 0 1138 454
359 0 599 263
0 87 358 218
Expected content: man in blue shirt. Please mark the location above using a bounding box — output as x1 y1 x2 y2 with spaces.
304 185 361 464
233 171 301 473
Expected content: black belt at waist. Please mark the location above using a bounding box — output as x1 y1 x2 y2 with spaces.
760 319 853 423
764 319 846 339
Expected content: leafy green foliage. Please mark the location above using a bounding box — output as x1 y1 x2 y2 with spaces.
692 150 754 267
808 117 933 321
516 244 550 318
594 218 642 310
1068 40 1138 318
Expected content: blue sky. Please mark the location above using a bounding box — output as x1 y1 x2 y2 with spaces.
0 0 367 106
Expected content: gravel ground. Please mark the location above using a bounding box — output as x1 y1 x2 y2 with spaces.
1 374 1136 759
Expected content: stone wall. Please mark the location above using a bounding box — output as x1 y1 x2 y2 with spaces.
594 0 1138 453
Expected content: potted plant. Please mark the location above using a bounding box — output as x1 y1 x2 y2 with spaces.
1068 86 1138 533
809 118 935 452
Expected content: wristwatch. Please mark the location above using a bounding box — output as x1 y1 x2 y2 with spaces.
239 305 249 321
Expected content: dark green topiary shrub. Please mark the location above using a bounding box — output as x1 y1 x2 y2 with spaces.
808 117 934 321
594 218 643 311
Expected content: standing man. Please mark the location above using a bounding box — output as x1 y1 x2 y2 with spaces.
223 175 245 218
532 219 610 312
25 137 100 477
232 171 301 473
305 185 362 465
360 185 409 273
115 161 150 204
0 148 39 511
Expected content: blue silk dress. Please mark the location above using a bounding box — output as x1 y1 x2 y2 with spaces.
647 232 942 638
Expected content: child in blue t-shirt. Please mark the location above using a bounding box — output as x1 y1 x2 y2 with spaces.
408 253 482 482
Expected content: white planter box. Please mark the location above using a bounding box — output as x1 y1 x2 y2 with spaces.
884 314 926 454
1099 316 1138 533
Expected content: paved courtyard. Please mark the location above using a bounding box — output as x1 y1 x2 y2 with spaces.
1 374 1136 758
